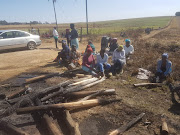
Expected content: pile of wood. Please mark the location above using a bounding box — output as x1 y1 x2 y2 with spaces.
0 75 121 135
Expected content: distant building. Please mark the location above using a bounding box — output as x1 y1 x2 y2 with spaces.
175 12 180 16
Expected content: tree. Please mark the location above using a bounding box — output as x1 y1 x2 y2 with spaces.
175 12 180 16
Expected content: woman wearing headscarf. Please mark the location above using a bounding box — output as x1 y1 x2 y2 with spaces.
123 39 134 58
111 45 126 75
70 23 79 49
156 53 172 82
82 48 97 76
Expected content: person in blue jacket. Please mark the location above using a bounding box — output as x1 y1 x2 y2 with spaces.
156 53 172 82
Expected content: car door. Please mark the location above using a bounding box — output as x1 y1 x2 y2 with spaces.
13 31 29 47
0 31 14 49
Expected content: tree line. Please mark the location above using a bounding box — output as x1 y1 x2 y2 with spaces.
0 20 50 25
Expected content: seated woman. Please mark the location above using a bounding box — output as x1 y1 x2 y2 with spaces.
82 48 97 76
108 38 119 55
156 53 172 82
123 39 134 58
96 49 111 77
53 40 70 64
111 45 126 75
68 44 81 69
85 41 95 55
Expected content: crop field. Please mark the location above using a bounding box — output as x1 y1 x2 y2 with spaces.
0 16 172 35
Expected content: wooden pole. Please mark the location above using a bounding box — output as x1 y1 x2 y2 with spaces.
0 120 29 135
133 83 162 87
17 99 121 114
86 0 88 34
109 113 145 135
161 117 169 135
52 0 58 31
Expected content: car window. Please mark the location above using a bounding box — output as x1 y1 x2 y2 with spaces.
1 32 14 39
14 31 30 37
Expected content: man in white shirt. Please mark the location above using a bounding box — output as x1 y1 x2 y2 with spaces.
53 27 59 48
123 39 134 58
112 45 126 75
96 49 111 77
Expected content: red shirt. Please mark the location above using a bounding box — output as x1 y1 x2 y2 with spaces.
82 54 95 68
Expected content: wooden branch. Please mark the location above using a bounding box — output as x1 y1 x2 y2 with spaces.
25 73 58 84
133 83 162 87
17 99 121 114
64 110 81 135
76 74 91 78
41 77 105 102
7 87 27 99
67 89 116 99
161 117 169 135
0 120 29 135
78 89 115 101
109 113 145 135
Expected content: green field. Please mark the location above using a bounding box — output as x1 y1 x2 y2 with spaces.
0 16 172 35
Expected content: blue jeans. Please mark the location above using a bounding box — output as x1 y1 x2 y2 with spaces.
82 65 97 75
96 63 111 72
112 59 124 74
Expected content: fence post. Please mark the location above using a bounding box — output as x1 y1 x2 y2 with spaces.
80 27 82 42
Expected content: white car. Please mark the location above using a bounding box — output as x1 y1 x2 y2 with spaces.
0 30 41 50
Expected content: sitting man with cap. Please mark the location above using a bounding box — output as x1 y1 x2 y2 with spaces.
111 45 126 75
123 39 134 58
53 40 70 64
156 53 172 83
82 47 97 76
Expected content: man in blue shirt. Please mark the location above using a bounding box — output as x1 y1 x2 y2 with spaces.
53 40 70 64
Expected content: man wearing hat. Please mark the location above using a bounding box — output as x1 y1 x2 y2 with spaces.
70 23 79 49
123 39 134 58
53 40 70 64
156 53 172 82
111 45 126 75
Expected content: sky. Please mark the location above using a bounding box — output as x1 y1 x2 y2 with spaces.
0 0 180 23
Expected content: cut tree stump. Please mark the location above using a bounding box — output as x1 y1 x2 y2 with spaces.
0 120 29 135
17 99 121 114
109 113 145 135
133 83 162 87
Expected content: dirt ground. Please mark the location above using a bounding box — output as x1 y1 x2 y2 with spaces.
0 17 180 135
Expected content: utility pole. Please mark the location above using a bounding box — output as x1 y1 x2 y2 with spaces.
86 0 88 34
52 0 58 31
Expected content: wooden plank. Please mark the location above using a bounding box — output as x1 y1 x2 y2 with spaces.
0 120 29 135
109 113 145 135
17 99 121 114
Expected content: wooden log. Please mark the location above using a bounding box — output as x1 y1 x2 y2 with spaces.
68 77 98 87
133 83 162 87
0 120 29 135
109 113 145 135
0 83 11 88
161 117 169 135
7 87 27 99
17 99 121 114
64 110 81 135
76 74 91 78
25 73 58 84
67 89 116 99
41 77 105 102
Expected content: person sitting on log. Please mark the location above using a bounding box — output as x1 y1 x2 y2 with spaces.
111 45 126 75
108 38 119 55
82 47 97 76
53 40 70 64
96 49 111 77
123 39 134 59
155 53 172 83
88 40 96 55
68 44 81 69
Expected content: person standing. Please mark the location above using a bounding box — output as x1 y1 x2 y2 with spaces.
65 29 71 47
111 45 126 75
70 24 79 49
53 27 59 48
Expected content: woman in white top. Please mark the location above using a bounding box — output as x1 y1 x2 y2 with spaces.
112 45 126 75
123 39 134 58
53 27 59 48
96 49 111 77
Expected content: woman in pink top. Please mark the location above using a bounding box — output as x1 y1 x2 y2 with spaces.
82 48 97 76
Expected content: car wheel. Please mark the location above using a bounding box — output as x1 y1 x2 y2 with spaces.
27 41 36 50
